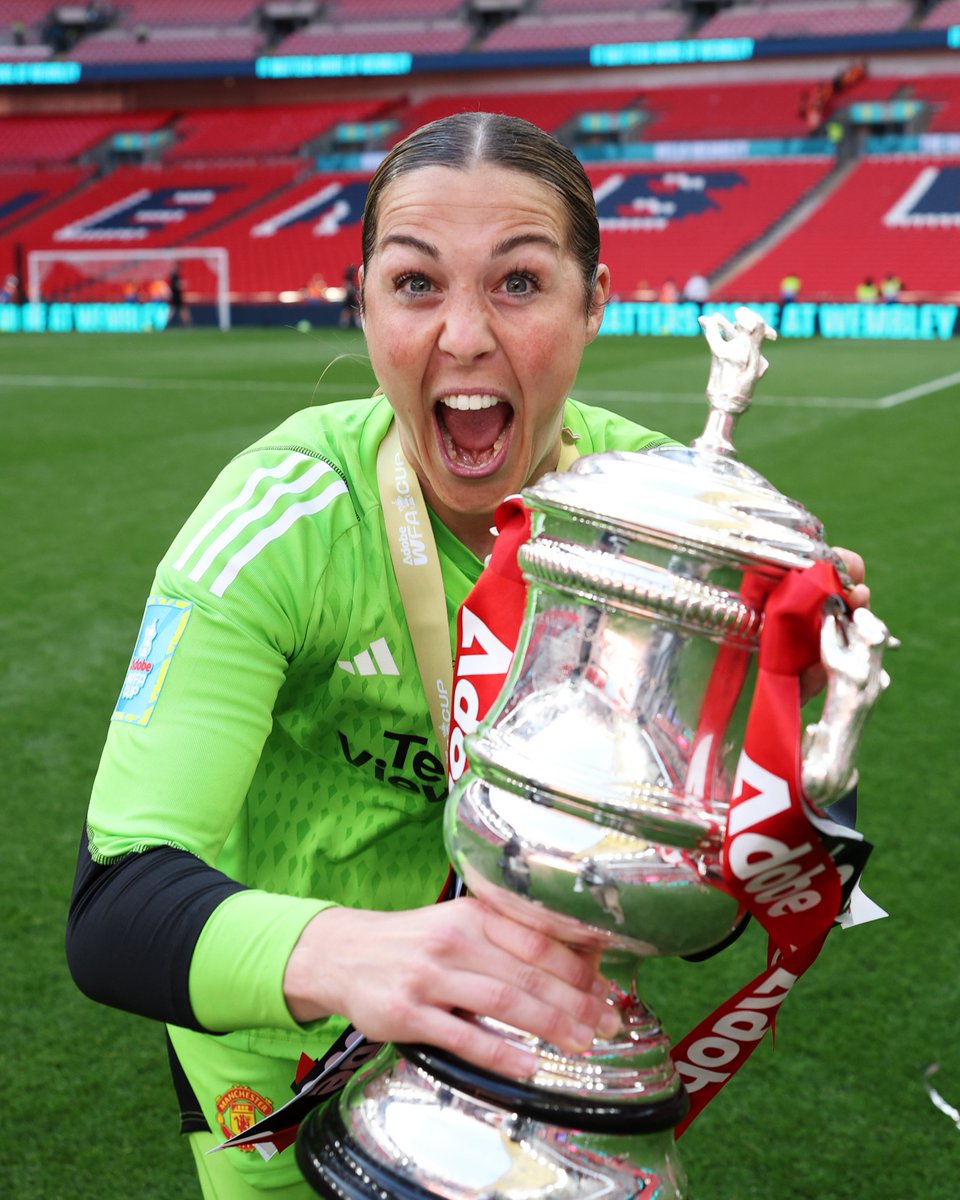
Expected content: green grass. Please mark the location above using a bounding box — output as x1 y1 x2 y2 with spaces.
1 327 958 1198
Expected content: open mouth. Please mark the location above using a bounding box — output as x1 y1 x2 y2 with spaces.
435 394 514 473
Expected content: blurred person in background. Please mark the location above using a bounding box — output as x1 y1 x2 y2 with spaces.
168 264 192 327
682 272 709 304
856 275 879 303
779 271 802 304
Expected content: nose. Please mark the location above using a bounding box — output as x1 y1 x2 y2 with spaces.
437 289 497 364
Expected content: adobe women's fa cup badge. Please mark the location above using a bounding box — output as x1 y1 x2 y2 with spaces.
296 307 896 1200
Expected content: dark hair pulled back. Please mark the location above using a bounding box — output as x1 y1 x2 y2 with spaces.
361 112 601 316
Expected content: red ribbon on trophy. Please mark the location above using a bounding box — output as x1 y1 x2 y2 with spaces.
448 496 867 1137
670 561 848 1134
447 496 533 791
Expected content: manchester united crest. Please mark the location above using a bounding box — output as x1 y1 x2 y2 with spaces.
215 1084 273 1151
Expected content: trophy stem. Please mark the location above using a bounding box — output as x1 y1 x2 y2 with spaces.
691 405 742 457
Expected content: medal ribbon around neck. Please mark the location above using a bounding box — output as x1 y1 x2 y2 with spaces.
377 419 453 762
377 418 581 769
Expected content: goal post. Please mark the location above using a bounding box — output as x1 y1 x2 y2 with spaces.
26 246 231 331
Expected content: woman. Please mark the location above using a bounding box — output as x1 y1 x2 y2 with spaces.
67 113 865 1198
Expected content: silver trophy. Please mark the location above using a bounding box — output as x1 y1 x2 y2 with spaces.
297 308 895 1199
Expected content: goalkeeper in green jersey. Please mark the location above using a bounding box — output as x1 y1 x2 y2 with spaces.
67 111 870 1198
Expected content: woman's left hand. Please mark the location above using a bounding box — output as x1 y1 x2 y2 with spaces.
835 546 870 612
800 546 871 704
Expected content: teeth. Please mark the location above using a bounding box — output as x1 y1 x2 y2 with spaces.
439 425 508 467
440 394 501 411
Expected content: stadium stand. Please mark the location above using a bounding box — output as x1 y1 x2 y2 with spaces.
907 74 960 131
110 0 263 24
0 112 173 167
535 0 670 12
0 21 51 55
65 25 265 62
325 0 465 16
921 0 960 27
0 164 92 234
632 80 843 141
15 159 303 300
187 169 372 300
480 11 691 51
388 88 646 143
698 1 913 39
718 156 960 301
0 166 92 279
273 18 472 55
588 159 835 301
0 0 59 30
162 101 394 163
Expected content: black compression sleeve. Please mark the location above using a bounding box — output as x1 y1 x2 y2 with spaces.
66 831 248 1031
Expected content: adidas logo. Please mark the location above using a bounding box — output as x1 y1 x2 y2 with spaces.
337 637 399 677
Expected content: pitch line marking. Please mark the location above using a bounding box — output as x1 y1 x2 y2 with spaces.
0 374 350 395
876 370 960 408
576 389 877 410
5 373 958 409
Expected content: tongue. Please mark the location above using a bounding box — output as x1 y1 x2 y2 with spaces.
441 402 510 452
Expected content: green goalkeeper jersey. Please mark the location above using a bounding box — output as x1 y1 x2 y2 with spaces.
85 393 671 1188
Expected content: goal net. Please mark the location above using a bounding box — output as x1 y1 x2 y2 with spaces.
26 246 231 330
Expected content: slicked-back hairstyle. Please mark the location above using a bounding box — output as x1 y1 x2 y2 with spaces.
360 111 601 316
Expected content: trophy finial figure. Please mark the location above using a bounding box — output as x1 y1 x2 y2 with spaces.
694 306 778 456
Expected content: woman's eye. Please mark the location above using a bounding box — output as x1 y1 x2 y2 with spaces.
395 273 432 295
503 272 538 295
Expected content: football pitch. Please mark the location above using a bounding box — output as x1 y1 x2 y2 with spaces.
1 326 958 1199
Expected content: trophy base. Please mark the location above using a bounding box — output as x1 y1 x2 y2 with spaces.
296 1045 689 1200
399 1043 689 1133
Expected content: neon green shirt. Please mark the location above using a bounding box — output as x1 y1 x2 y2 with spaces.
85 393 672 1186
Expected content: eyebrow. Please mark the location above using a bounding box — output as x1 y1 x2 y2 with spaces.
492 233 561 258
380 234 438 258
379 232 560 260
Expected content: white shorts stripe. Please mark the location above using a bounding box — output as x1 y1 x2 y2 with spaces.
188 460 334 583
210 479 348 596
173 451 310 571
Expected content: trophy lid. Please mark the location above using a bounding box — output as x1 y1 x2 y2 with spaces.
524 307 845 579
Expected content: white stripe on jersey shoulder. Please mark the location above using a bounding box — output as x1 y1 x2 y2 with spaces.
173 451 311 570
210 480 346 596
173 450 348 595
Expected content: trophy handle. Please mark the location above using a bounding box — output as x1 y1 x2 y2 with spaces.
801 603 898 805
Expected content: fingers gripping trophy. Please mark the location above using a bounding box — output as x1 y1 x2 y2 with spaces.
296 308 896 1200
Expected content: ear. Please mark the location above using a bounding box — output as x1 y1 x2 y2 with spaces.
585 264 611 343
357 264 366 329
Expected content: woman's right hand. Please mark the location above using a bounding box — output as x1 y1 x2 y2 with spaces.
282 897 621 1078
